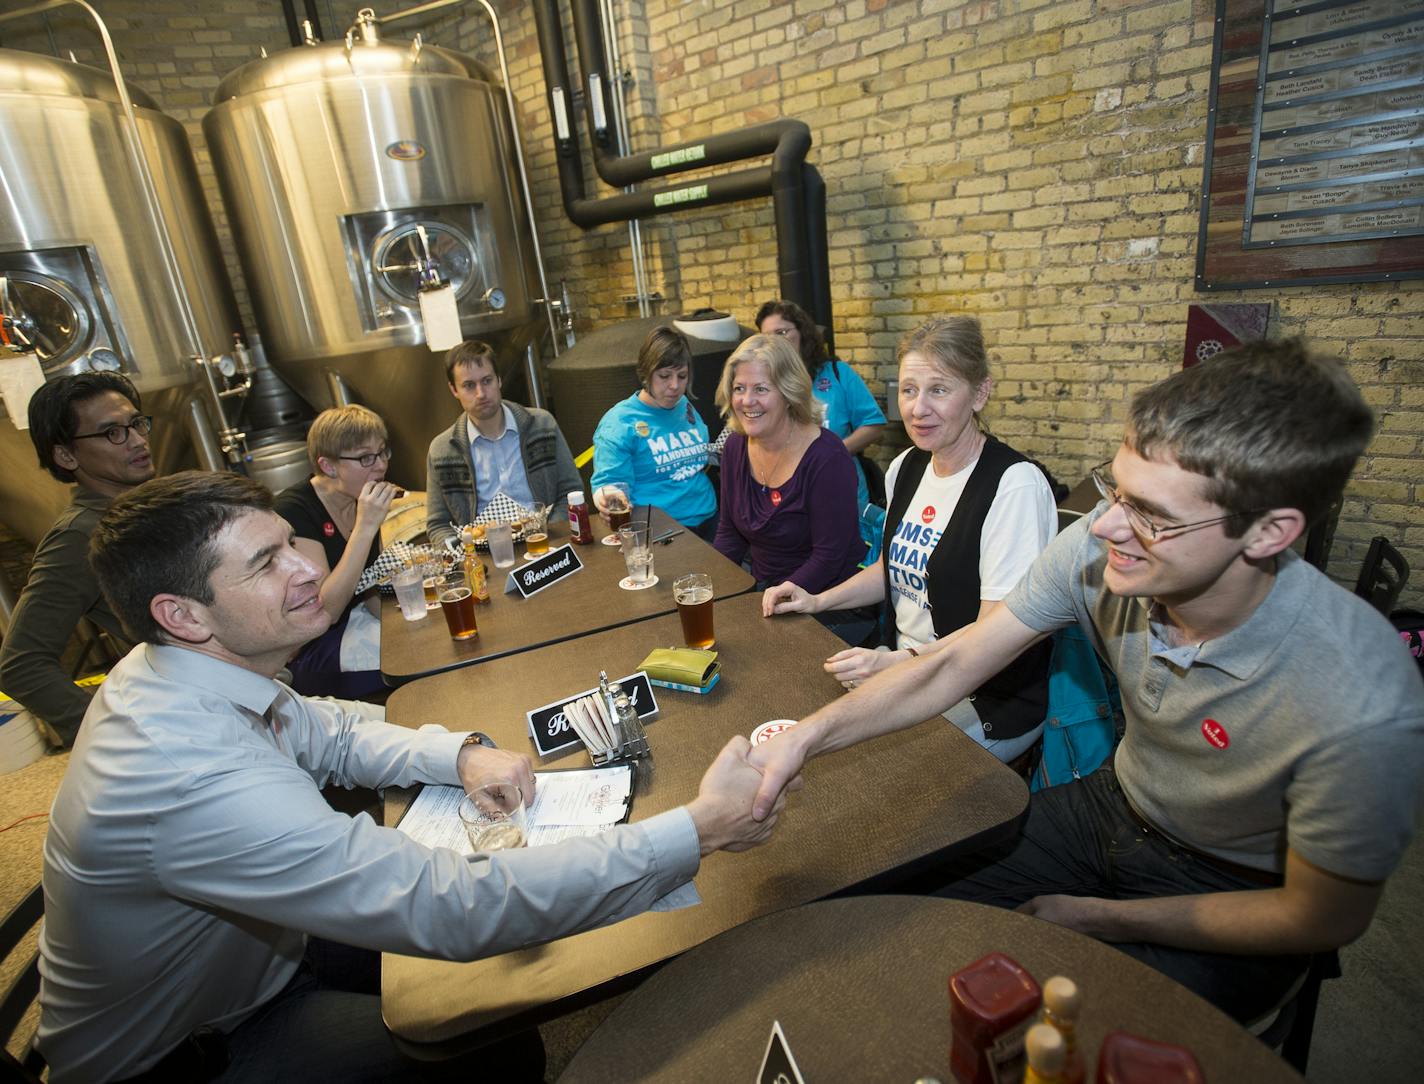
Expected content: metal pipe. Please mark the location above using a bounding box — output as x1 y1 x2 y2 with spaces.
597 0 650 317
523 341 545 409
184 397 226 473
280 0 304 47
0 1 210 367
803 164 834 357
324 369 353 407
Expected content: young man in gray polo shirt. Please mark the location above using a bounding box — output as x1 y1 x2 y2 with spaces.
750 340 1424 1021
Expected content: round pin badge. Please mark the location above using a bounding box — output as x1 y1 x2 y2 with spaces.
751 719 798 746
635 420 651 437
920 505 936 524
322 521 336 537
1201 718 1230 749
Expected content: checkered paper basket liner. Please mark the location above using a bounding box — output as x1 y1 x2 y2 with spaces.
357 541 424 597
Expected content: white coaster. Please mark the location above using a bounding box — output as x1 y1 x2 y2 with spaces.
601 534 623 547
618 575 659 591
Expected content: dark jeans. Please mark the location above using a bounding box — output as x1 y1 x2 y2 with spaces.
931 767 1309 1023
213 939 545 1083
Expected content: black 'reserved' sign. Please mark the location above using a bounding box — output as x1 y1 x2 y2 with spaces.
504 544 582 598
526 671 659 758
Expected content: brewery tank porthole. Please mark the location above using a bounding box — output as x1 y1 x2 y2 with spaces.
372 220 480 306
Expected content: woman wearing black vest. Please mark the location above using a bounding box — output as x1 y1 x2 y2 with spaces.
763 316 1057 766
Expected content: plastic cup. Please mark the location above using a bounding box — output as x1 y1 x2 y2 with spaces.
392 566 427 621
619 525 653 585
458 782 527 853
488 522 516 568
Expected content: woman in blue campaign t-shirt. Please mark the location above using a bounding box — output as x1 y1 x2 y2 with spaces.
592 326 718 536
756 300 886 539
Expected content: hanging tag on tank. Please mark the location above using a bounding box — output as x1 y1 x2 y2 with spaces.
419 282 463 352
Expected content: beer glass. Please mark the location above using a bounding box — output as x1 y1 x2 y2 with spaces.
437 573 478 640
673 572 716 648
392 566 427 622
602 483 632 532
458 782 527 852
524 505 550 558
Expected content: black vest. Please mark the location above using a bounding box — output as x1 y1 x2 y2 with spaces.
881 437 1051 740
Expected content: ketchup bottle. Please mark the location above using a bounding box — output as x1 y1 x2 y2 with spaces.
949 952 1043 1084
567 490 594 545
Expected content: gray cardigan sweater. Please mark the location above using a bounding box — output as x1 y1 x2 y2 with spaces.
424 402 582 547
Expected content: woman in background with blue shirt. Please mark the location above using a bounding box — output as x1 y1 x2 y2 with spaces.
592 326 718 538
756 300 886 541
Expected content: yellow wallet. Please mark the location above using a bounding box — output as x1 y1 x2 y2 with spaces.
638 647 720 690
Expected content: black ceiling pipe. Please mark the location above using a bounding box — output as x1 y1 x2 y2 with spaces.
802 164 834 357
279 0 303 47
567 0 813 190
536 0 830 331
301 0 323 40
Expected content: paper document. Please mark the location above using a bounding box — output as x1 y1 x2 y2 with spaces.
397 766 633 855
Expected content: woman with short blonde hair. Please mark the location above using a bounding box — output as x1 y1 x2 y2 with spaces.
711 334 862 598
273 405 401 697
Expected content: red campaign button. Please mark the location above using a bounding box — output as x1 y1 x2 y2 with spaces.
322 521 336 537
920 505 936 524
770 489 783 506
1201 718 1230 749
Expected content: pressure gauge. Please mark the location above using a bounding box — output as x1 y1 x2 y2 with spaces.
216 354 237 377
87 347 121 372
484 287 506 312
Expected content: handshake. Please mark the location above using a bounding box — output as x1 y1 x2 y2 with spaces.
459 730 809 858
685 736 801 856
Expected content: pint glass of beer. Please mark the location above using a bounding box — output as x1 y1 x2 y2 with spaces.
437 573 478 640
673 572 716 649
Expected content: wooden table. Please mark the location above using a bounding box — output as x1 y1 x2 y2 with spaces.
560 896 1304 1083
381 593 1029 1046
379 508 754 685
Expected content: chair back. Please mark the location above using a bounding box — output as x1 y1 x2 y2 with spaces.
0 884 45 1084
1354 535 1409 616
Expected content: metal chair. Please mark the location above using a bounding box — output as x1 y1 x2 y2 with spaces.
0 884 44 1084
1354 535 1409 616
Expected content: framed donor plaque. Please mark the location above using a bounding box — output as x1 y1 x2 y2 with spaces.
1196 0 1424 289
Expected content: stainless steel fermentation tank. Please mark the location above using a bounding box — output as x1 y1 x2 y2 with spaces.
0 46 239 545
204 23 546 486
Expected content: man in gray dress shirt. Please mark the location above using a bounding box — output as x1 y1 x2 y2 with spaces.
750 340 1424 1023
38 470 785 1083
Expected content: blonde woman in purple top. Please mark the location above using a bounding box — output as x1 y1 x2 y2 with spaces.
712 334 862 594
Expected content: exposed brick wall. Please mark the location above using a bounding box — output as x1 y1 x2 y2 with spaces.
5 0 1420 602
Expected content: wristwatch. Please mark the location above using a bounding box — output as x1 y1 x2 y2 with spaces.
460 732 496 750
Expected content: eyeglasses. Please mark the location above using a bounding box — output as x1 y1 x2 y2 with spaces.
336 446 392 469
766 326 797 338
71 415 152 445
1090 460 1258 541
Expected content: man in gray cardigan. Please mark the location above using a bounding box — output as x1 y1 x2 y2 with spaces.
425 339 582 548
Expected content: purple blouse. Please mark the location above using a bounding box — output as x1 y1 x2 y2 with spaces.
713 427 864 592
